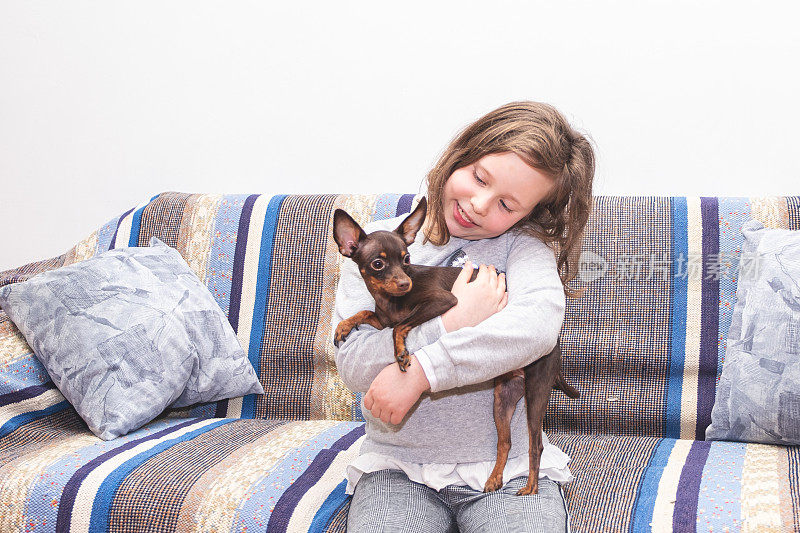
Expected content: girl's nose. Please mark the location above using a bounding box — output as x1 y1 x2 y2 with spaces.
471 192 491 215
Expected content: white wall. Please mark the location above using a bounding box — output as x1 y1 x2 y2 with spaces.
1 1 798 271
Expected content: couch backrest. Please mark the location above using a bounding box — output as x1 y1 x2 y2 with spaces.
2 192 798 441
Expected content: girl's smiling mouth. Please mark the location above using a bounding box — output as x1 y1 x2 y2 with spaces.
454 202 478 227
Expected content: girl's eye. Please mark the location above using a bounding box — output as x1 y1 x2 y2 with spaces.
474 166 511 213
403 254 411 264
371 259 384 270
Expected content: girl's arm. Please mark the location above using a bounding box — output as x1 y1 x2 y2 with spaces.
332 256 446 393
414 231 566 393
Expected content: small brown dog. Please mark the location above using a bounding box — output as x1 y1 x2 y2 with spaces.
333 198 579 494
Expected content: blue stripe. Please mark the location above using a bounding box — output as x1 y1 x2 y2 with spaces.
0 400 71 439
242 194 287 418
309 478 349 532
666 197 688 438
0 353 50 397
696 441 745 531
267 449 339 533
207 194 251 317
0 381 55 408
127 193 160 247
227 194 259 334
396 194 415 216
87 419 234 533
109 207 135 250
717 198 750 379
96 214 123 255
630 438 677 532
696 198 720 439
673 440 712 532
372 193 404 221
352 391 364 421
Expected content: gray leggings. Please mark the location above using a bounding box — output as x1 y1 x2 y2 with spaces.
347 469 569 533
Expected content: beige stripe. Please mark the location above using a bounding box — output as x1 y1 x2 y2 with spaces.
0 433 99 532
177 420 338 532
70 419 220 533
177 194 223 284
0 388 63 427
64 230 99 266
750 197 790 229
741 443 783 532
0 321 31 366
777 447 794 531
286 434 365 532
228 195 273 418
312 194 378 420
680 197 702 440
225 396 244 418
651 439 692 532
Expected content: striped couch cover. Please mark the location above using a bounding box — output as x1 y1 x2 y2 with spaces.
1 191 799 532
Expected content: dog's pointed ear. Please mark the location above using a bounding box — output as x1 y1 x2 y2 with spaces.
333 209 367 258
395 197 427 246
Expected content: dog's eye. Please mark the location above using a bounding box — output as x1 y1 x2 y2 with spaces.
371 259 384 270
403 254 411 264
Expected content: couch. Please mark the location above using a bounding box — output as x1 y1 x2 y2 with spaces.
1 191 798 532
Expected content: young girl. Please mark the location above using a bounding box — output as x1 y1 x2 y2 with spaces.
333 101 595 532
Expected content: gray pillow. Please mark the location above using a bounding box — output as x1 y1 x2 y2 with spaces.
0 237 264 440
707 220 800 444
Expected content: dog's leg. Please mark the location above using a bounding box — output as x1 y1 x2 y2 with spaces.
392 291 457 371
334 310 383 347
517 346 560 496
484 370 525 492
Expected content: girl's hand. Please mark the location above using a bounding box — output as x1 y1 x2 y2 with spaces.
441 261 508 333
364 355 430 425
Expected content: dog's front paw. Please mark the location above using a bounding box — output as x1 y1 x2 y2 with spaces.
334 322 355 347
516 479 538 496
396 349 410 372
483 475 503 493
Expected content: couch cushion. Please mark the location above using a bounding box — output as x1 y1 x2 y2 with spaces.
0 410 364 533
548 432 799 532
0 410 796 533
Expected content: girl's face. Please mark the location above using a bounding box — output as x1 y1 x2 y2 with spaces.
441 152 556 240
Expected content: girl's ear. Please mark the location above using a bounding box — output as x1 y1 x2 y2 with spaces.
395 197 427 245
333 209 367 257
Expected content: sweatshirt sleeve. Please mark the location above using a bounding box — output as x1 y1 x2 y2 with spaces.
414 232 566 393
332 257 447 393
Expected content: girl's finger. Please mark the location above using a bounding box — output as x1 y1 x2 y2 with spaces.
488 265 498 288
454 260 473 287
363 391 373 411
499 291 509 310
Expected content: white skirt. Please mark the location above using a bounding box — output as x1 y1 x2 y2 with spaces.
345 431 573 495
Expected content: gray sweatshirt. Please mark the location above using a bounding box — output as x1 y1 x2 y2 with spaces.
333 214 566 464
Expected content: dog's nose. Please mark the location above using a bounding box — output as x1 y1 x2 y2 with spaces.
396 279 411 292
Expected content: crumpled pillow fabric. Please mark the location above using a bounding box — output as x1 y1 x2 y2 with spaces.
707 220 800 445
0 237 264 440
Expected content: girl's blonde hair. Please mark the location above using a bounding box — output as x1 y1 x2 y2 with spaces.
424 101 595 298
